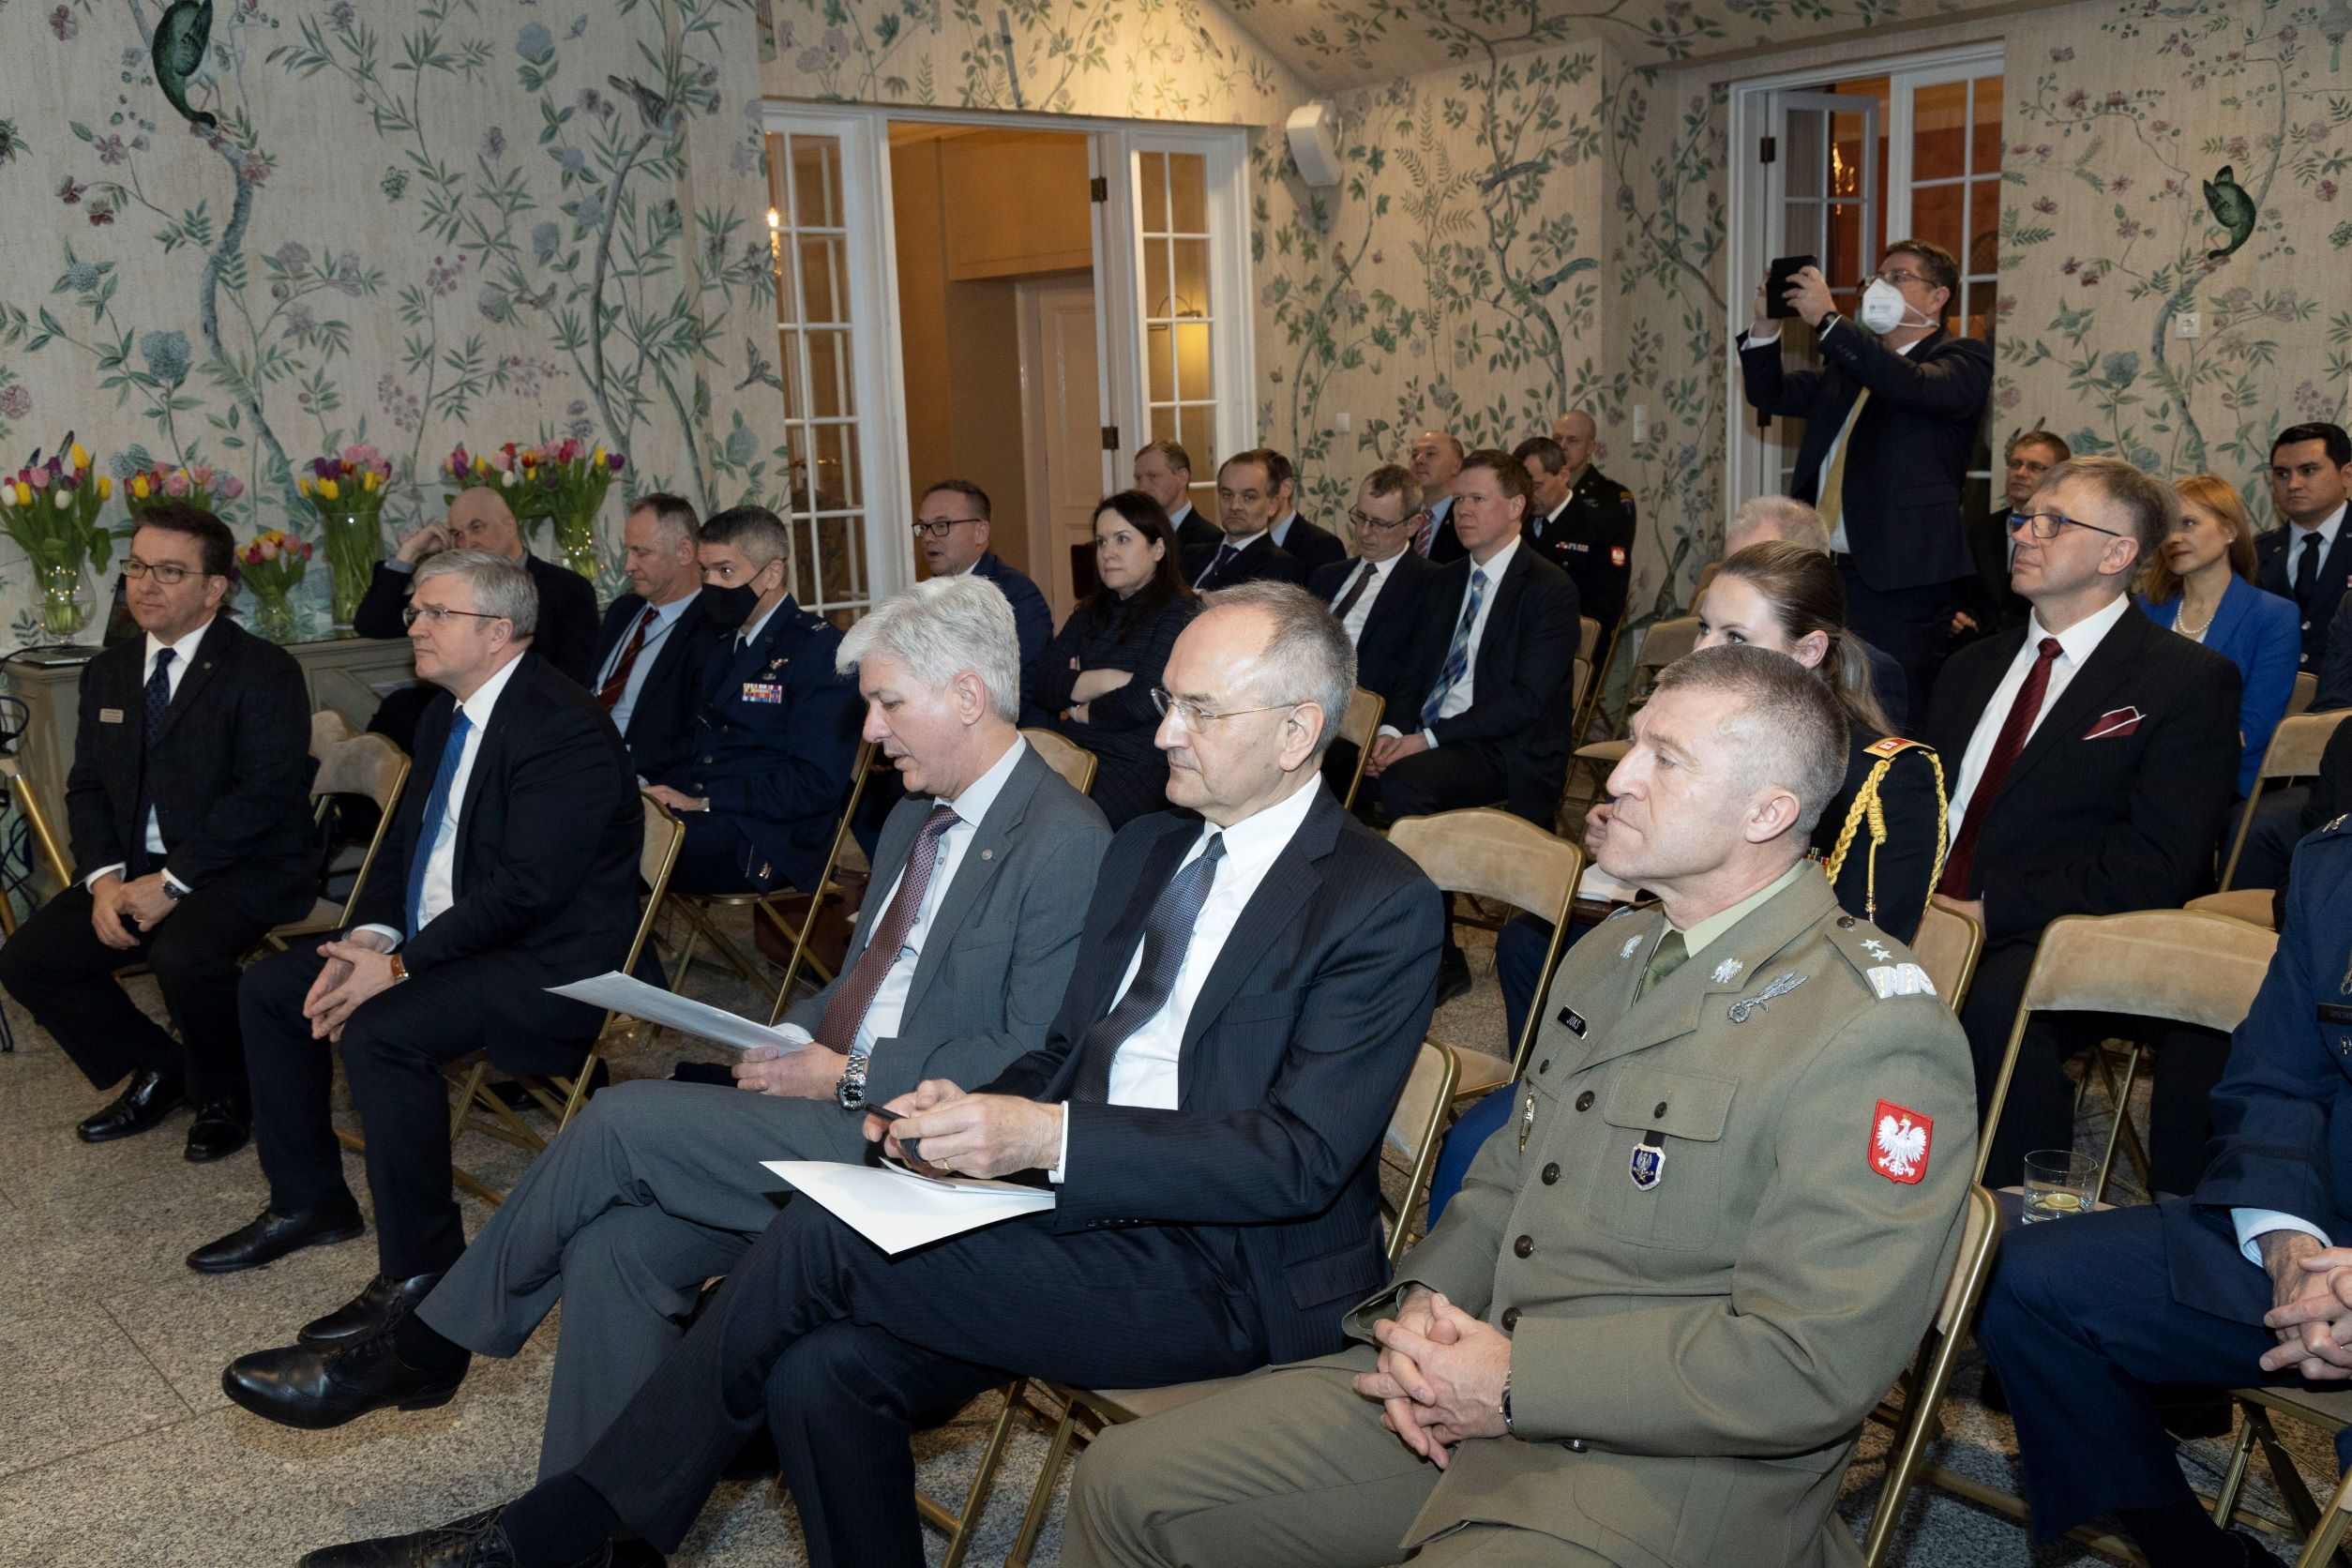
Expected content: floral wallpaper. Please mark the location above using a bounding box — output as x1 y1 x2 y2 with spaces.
0 0 786 637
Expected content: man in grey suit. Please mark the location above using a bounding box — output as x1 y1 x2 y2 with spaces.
218 574 1112 1474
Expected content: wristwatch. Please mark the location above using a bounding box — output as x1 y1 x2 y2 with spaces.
835 1051 868 1110
161 880 186 902
1500 1370 1515 1437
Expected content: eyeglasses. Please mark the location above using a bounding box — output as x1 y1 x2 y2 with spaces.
1149 687 1302 728
910 517 984 540
1347 507 1415 533
401 603 510 627
124 558 198 585
2007 511 2127 542
1876 267 1932 288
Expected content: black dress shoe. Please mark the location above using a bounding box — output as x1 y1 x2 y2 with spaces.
299 1507 610 1568
1433 946 1473 1006
75 1069 186 1142
299 1270 446 1347
186 1200 365 1274
222 1328 467 1430
183 1101 250 1163
609 1543 665 1568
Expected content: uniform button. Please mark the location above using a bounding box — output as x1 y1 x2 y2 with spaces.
1575 1091 1595 1111
1652 1101 1668 1118
1514 1234 1534 1258
1500 1306 1520 1331
701 754 714 763
1837 915 1857 928
1565 1438 1588 1453
1537 1058 1551 1074
1542 1163 1560 1184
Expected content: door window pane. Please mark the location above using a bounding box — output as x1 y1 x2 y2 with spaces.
1138 151 1217 489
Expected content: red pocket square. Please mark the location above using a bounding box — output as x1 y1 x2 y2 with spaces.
2083 707 2143 740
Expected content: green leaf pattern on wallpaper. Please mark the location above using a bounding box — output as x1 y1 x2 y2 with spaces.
0 0 784 633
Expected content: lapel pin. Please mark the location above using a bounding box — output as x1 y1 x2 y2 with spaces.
1711 957 1743 985
980 849 993 860
1727 972 1807 1023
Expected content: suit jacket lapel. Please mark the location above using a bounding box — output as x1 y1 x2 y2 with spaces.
900 751 1040 1020
1470 549 1529 686
153 619 231 742
2210 573 2252 648
1994 607 2148 805
450 660 528 867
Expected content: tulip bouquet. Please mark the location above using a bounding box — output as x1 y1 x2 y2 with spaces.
238 529 312 641
506 439 626 580
441 444 501 493
123 462 246 517
2 438 116 639
296 445 393 626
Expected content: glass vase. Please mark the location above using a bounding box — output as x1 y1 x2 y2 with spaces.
35 556 92 641
249 592 298 644
320 508 384 628
551 510 601 580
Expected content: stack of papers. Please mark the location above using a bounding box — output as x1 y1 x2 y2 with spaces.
549 972 810 1054
762 1160 1056 1254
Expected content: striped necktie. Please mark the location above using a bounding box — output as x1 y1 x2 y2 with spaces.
1421 566 1488 728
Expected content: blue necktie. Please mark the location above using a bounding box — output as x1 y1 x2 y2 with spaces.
1197 544 1236 590
130 648 175 876
1422 566 1488 729
404 708 474 936
1070 833 1227 1103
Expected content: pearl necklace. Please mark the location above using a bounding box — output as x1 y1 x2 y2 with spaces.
2176 594 2220 639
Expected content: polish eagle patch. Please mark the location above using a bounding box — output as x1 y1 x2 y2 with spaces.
1869 1101 1933 1184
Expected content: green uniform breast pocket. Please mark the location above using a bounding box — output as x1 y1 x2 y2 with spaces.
1584 1068 1739 1250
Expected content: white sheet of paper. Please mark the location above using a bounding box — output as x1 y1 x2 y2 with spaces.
1577 865 1645 906
547 971 811 1055
761 1159 1056 1255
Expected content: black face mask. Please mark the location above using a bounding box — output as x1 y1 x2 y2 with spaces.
701 583 758 631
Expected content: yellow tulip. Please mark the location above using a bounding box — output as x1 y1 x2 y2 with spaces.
132 475 151 500
97 476 112 501
12 482 28 506
319 478 339 501
70 443 89 472
591 445 607 467
298 476 313 498
362 470 379 492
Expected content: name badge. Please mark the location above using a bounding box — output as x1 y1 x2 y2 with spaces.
98 707 126 724
741 682 784 704
1556 1004 1587 1038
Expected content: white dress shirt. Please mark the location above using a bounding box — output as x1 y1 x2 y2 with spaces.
595 592 698 733
1381 535 1520 746
1053 777 1322 1179
85 616 218 890
844 737 1027 1058
358 653 527 945
1328 552 1403 647
1943 592 2132 848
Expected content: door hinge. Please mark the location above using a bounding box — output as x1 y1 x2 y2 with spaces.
1758 135 1776 165
1101 425 1120 451
1090 175 1109 203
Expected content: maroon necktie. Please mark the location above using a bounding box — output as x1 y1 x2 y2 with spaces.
1937 637 2062 897
813 805 959 1053
596 607 656 710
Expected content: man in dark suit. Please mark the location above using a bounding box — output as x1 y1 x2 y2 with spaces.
1134 437 1218 553
1527 412 1636 644
1740 239 1995 712
189 551 645 1349
1311 465 1435 797
641 506 862 895
0 504 316 1161
1923 458 2242 1185
1952 430 2068 646
295 581 1444 1568
1182 449 1308 591
910 478 1051 673
217 575 1112 1470
1410 429 1468 562
1259 448 1347 577
588 491 723 780
2257 421 2352 675
1977 819 2352 1568
356 488 598 686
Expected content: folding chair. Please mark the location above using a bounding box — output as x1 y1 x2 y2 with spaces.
0 756 73 941
1591 613 1697 752
1858 1184 2004 1568
260 730 411 951
443 796 687 1204
2211 1386 2352 1567
1577 614 1601 663
1387 809 1583 1104
1572 616 1626 744
919 1041 1462 1568
1976 910 2276 1204
1018 728 1099 794
1334 686 1384 810
663 740 881 1017
1909 900 1983 1014
2289 671 2317 717
2219 710 2349 891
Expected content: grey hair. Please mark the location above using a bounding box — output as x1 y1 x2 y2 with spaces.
628 491 701 547
837 575 1022 724
700 505 795 576
1726 495 1831 556
1199 580 1356 761
1652 643 1848 837
413 549 538 639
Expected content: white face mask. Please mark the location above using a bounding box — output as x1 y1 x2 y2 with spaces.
1858 278 1917 335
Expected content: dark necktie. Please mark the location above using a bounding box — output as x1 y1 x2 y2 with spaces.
130 648 175 876
1330 560 1376 621
1069 834 1228 1103
1414 502 1443 557
1197 544 1236 590
405 708 475 934
1937 637 2062 897
597 607 656 710
2295 531 2324 611
813 805 959 1054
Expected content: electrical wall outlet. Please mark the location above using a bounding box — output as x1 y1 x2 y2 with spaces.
2176 312 2202 339
1632 404 1651 444
1335 411 1351 433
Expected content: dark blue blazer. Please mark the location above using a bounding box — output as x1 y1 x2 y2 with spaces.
589 588 727 780
970 551 1053 723
660 597 861 895
2259 520 2352 672
981 789 1443 1365
2141 575 2302 796
2170 820 2352 1324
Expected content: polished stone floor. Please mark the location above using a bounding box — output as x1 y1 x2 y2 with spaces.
0 915 2334 1566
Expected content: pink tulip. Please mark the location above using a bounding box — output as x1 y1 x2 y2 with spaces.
258 536 278 560
163 471 189 497
26 466 48 490
191 464 215 485
221 475 245 499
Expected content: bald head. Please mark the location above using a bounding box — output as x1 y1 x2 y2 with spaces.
1410 430 1466 499
1551 410 1596 481
448 488 524 561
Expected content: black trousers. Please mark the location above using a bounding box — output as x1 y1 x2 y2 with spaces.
1838 558 1952 720
670 812 765 896
1359 742 1512 823
242 940 596 1278
571 1200 1267 1568
0 881 270 1105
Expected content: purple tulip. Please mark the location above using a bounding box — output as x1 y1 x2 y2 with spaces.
607 452 626 471
311 456 335 479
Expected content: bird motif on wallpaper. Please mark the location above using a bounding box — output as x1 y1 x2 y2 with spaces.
152 0 218 131
1527 255 1599 297
609 75 680 133
1479 159 1549 194
2203 166 2256 260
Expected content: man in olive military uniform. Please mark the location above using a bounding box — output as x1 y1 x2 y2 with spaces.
641 505 861 894
1976 815 2352 1568
1066 644 1977 1568
1520 411 1636 645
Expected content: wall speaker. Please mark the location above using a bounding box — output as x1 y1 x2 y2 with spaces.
1286 100 1344 188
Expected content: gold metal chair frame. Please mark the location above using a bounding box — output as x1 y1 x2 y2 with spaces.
1017 727 1100 795
261 730 413 953
1334 686 1384 812
2220 709 2349 892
